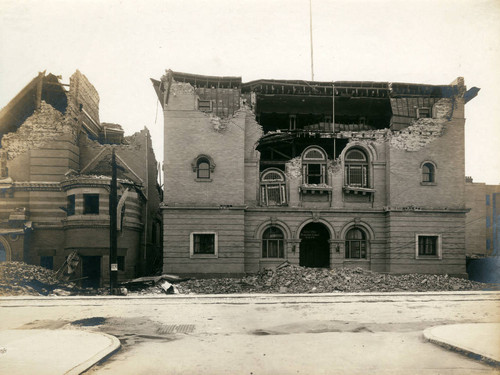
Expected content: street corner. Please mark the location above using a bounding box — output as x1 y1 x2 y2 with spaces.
423 323 500 367
0 328 120 375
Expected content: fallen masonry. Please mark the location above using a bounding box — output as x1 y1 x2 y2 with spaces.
131 263 489 295
0 262 107 296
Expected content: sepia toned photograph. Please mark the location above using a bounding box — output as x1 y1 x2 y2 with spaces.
0 0 499 374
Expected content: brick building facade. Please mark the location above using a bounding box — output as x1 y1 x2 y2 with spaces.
0 71 162 287
152 70 479 277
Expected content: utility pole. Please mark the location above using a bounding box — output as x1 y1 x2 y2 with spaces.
109 148 118 293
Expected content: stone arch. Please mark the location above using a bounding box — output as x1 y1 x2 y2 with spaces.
339 220 375 240
254 219 293 240
340 141 377 163
295 218 336 240
0 236 12 262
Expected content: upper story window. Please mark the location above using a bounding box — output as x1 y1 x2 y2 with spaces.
345 228 367 259
302 146 328 185
262 226 285 258
192 154 216 182
83 194 99 215
421 161 436 185
344 148 368 188
260 169 286 206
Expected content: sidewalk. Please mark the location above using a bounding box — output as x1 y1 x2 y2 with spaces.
424 323 500 367
0 329 120 375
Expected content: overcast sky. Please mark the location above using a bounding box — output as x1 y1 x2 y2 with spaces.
1 0 499 184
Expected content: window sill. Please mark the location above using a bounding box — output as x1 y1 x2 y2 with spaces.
300 185 332 194
195 178 213 182
420 182 437 186
416 255 442 260
190 254 218 259
343 186 375 194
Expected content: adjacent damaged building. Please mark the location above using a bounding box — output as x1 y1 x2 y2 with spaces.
152 70 479 277
0 71 162 287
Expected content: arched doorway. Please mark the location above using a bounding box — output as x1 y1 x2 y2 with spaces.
299 222 330 268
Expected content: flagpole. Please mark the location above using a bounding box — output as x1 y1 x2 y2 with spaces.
309 0 314 81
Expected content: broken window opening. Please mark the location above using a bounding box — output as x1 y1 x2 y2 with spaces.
0 151 8 178
40 256 54 270
198 99 213 112
345 228 367 259
260 169 287 206
262 226 285 258
83 194 99 215
301 146 328 186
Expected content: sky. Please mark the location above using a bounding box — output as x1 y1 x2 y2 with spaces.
1 0 499 184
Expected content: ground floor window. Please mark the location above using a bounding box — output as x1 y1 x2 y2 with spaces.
190 232 218 257
262 226 285 258
345 228 367 259
416 234 441 259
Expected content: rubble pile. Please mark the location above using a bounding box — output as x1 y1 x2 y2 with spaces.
0 262 94 296
171 264 486 294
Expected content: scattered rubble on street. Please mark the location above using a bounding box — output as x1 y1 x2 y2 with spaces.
0 262 105 296
0 261 490 296
132 263 489 295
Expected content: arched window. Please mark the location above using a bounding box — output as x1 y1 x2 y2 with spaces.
197 158 211 179
260 169 286 206
302 146 328 185
262 226 285 258
191 154 216 181
345 228 367 259
344 148 369 187
422 162 435 183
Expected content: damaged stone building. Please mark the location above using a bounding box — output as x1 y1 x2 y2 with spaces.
152 70 479 277
0 71 162 287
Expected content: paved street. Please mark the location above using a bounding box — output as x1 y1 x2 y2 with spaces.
1 292 499 374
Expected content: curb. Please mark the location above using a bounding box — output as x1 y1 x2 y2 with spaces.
65 332 121 375
423 326 500 368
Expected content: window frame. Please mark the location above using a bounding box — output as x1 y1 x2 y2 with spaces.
260 168 287 206
415 234 442 259
301 146 328 186
196 158 211 179
190 232 218 258
83 193 99 215
344 227 368 259
344 148 369 188
192 154 216 182
420 161 437 186
261 226 285 259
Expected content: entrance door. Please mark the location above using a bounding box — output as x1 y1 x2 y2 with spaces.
81 256 101 288
299 222 330 268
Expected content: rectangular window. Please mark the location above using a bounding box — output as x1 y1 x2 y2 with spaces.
307 164 323 184
262 239 284 258
417 108 431 118
416 234 441 259
40 256 53 270
486 216 491 228
190 232 218 257
346 165 367 187
67 195 75 216
83 194 99 214
117 256 125 271
198 99 212 112
486 195 490 206
486 238 491 250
